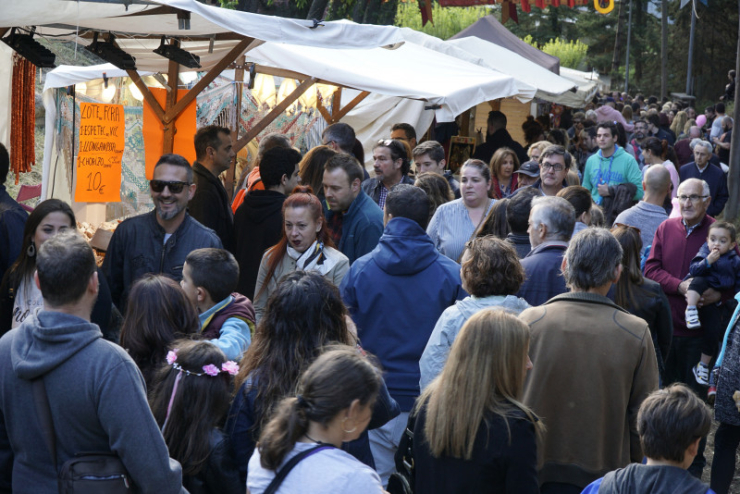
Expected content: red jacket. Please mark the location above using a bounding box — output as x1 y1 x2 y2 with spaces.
644 215 714 337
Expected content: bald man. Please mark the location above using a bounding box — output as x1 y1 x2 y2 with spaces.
614 165 672 249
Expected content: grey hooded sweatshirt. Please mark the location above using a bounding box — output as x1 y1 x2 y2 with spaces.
419 294 531 390
0 310 186 494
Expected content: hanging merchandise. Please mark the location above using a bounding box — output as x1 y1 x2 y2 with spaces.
10 54 36 183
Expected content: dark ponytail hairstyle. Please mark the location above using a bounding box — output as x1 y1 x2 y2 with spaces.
257 346 381 470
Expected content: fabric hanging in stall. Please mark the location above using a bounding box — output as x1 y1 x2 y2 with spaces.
10 55 36 183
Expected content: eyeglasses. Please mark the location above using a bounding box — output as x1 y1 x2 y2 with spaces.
378 139 395 146
677 194 709 203
541 162 565 172
150 180 191 193
612 223 642 235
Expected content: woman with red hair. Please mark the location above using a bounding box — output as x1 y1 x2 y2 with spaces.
253 186 349 321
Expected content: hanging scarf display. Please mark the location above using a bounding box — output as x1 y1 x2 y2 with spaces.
10 55 36 184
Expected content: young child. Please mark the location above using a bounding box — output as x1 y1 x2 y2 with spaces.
149 340 243 493
684 221 740 386
580 383 714 494
180 248 254 360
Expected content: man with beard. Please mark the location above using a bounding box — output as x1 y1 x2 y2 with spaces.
628 120 649 168
103 154 222 311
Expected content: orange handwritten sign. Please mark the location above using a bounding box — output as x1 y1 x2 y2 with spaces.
75 102 124 202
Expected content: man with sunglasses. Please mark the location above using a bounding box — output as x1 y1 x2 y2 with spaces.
103 153 222 311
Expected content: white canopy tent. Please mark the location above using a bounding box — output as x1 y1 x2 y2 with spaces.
0 0 406 57
398 29 579 105
549 68 605 108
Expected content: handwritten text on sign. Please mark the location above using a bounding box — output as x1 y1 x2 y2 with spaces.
75 102 124 202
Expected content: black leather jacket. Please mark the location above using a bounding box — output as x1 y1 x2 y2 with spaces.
183 429 243 494
102 211 221 311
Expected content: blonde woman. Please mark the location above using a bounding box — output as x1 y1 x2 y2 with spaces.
670 111 688 139
412 309 542 494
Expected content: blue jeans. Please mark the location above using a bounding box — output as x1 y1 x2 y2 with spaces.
369 411 409 486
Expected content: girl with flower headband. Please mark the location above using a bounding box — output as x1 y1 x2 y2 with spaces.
149 340 242 494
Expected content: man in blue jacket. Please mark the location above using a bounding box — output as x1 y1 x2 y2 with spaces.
323 154 384 264
679 140 729 217
341 184 465 485
518 196 576 306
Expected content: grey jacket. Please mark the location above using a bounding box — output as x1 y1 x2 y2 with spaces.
103 210 222 310
0 311 186 493
419 295 530 390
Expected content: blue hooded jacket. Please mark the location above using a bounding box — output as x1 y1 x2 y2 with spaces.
340 217 465 411
688 242 740 292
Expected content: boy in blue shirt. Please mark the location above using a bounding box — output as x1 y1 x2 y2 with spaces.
581 384 714 494
181 248 254 360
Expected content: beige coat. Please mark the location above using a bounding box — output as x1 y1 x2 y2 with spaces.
520 291 659 489
253 246 349 322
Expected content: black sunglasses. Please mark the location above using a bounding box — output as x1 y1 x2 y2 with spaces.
150 180 191 193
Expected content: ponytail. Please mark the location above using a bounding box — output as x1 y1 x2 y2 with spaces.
257 346 381 470
258 397 311 471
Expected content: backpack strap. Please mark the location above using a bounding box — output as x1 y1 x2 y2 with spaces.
263 444 334 494
32 378 58 470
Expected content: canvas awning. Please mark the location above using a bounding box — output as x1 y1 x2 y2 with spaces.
450 15 560 74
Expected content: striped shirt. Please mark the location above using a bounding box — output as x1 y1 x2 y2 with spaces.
426 198 495 262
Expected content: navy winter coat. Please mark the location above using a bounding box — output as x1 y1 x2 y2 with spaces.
689 242 740 292
340 217 465 411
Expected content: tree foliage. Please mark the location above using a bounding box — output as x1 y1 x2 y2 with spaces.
394 2 490 39
523 35 588 69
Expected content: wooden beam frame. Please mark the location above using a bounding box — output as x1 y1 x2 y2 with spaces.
233 77 318 153
126 68 165 122
163 37 253 124
316 89 370 125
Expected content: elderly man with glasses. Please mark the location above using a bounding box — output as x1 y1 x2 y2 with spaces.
679 139 729 217
645 177 736 479
103 153 222 311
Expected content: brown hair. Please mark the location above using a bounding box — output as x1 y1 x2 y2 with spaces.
638 383 711 462
461 236 525 297
299 145 337 196
258 347 380 470
119 274 199 386
414 172 453 220
610 224 645 309
489 147 520 182
475 199 509 240
710 221 737 243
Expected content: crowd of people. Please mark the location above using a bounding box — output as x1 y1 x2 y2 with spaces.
0 90 737 494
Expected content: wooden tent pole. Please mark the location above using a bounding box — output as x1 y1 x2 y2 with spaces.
162 58 180 154
225 56 246 201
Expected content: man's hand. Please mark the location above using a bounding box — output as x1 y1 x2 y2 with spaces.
597 183 610 197
678 279 692 295
707 248 721 265
699 288 721 308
